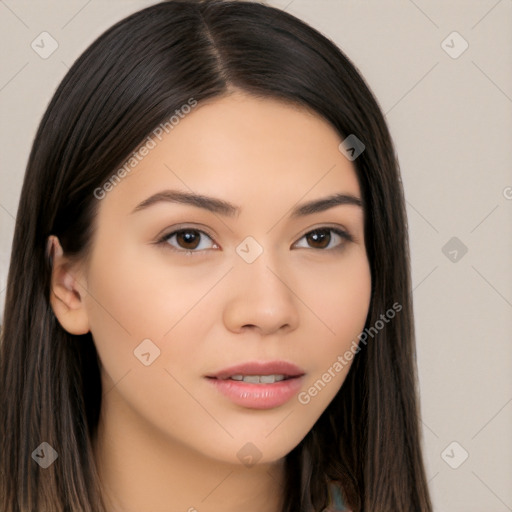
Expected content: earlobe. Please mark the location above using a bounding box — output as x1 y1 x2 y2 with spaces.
47 235 90 335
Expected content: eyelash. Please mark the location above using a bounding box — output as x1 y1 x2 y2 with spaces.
156 225 354 257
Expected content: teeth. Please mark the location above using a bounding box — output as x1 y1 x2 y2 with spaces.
260 374 284 384
229 374 287 384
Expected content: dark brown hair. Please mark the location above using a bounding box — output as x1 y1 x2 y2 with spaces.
0 1 432 510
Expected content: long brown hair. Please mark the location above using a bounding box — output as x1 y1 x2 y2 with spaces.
0 1 432 510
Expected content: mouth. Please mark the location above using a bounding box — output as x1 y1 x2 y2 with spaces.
205 361 305 409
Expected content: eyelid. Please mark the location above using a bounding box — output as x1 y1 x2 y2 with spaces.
294 224 354 242
292 225 354 250
155 224 218 254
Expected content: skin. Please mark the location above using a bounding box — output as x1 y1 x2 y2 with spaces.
49 91 372 512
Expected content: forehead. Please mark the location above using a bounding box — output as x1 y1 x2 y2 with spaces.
98 92 362 216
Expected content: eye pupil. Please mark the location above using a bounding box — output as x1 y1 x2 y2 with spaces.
177 230 200 249
307 229 330 249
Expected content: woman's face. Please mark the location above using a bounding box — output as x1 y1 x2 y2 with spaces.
75 91 371 465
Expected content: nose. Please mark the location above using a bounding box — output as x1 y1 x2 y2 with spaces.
222 250 300 336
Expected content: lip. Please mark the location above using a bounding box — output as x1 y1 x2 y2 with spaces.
205 361 305 410
206 360 305 380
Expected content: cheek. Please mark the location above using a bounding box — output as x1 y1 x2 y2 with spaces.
333 262 371 342
297 251 371 399
82 242 224 378
86 239 195 331
303 249 371 344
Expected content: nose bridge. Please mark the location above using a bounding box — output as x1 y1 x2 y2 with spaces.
222 237 299 334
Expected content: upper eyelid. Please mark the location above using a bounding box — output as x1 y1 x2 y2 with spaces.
157 224 216 243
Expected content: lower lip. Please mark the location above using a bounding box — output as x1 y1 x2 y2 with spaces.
207 376 304 409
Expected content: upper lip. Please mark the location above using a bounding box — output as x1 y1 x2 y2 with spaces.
206 361 305 380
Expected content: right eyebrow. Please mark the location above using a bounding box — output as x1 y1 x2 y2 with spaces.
131 189 240 217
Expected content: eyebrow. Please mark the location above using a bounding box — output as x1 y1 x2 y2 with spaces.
130 189 363 217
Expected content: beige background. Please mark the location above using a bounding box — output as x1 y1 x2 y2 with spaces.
1 1 511 510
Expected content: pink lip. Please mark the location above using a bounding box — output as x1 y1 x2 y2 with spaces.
205 361 305 410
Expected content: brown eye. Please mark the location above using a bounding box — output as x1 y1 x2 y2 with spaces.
294 227 352 251
175 229 201 249
160 228 217 254
305 229 332 249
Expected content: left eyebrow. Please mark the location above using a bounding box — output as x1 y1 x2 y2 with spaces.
130 189 363 217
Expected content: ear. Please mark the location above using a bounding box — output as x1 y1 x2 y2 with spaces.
47 235 90 335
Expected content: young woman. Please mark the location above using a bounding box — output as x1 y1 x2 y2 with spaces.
0 1 433 511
